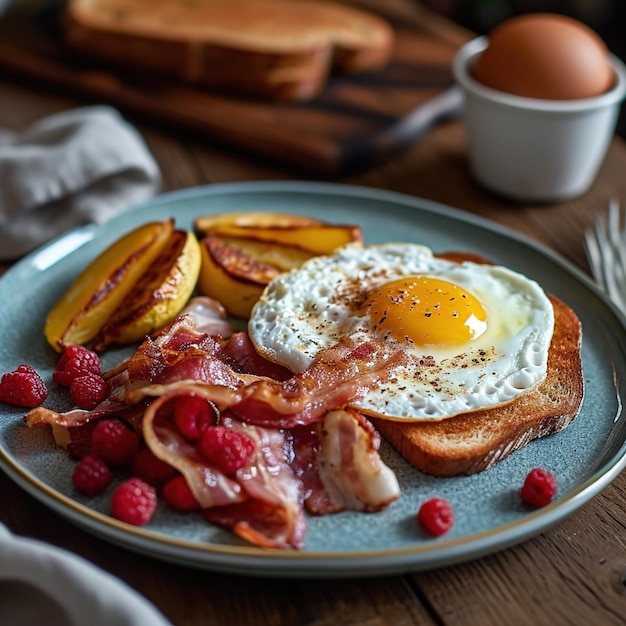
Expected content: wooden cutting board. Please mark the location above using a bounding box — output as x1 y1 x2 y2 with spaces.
0 0 465 174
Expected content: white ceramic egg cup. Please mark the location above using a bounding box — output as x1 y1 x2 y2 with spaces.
453 36 626 202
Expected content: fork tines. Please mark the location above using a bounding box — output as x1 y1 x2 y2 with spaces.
585 199 626 313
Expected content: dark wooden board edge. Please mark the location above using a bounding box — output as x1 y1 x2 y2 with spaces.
0 0 464 174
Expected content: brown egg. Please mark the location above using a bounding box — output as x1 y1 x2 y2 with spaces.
472 13 614 100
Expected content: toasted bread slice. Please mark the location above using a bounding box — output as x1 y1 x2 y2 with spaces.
371 293 584 476
64 0 394 101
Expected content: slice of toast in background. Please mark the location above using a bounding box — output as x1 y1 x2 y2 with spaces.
372 293 584 477
64 0 395 101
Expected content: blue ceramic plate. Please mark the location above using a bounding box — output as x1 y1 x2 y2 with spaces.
1 181 625 577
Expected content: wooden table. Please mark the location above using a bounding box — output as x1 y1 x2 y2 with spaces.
2 3 626 625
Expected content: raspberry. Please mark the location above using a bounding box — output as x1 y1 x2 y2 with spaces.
131 448 177 487
196 426 255 475
91 418 139 466
162 475 200 511
70 373 107 410
173 394 216 441
110 478 157 526
72 455 112 496
0 364 48 408
53 345 101 386
520 468 558 508
417 498 454 537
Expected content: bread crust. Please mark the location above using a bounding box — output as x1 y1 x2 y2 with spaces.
63 0 395 101
371 293 584 477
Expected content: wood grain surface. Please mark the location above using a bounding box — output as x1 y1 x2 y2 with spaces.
1 2 626 625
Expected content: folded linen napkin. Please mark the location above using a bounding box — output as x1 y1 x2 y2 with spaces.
0 105 161 261
0 523 173 626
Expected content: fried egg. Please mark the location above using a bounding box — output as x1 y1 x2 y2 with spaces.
248 243 555 421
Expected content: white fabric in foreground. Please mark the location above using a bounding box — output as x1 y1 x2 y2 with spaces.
0 105 161 260
0 523 173 626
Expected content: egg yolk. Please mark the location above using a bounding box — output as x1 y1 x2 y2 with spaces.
363 276 487 346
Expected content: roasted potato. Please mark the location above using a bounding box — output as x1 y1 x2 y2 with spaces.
45 220 175 350
195 212 363 319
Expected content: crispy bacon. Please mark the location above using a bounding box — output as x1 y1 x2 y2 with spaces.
290 409 401 516
221 332 292 380
128 333 407 429
313 408 400 514
142 384 306 549
24 303 403 549
24 369 145 458
227 340 407 428
142 388 246 508
180 296 237 338
124 317 259 397
140 383 399 548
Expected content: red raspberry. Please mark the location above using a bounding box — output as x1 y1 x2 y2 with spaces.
131 448 177 487
162 475 200 511
91 418 139 466
417 498 454 537
72 455 112 496
70 373 107 409
53 344 101 386
0 364 48 408
173 394 216 441
196 426 255 475
110 478 157 526
520 468 558 508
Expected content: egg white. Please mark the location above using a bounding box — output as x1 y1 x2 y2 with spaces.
248 243 555 421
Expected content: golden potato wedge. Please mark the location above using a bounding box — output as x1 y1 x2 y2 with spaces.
195 212 363 319
200 223 363 255
195 211 362 255
92 230 201 351
194 211 321 234
44 220 175 351
198 234 304 319
218 235 314 270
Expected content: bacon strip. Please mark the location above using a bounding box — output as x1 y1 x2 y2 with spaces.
140 382 399 548
142 384 306 549
180 296 237 338
221 332 292 380
314 408 400 514
24 369 144 458
124 317 260 398
142 387 246 509
129 336 407 429
23 305 403 549
229 340 407 428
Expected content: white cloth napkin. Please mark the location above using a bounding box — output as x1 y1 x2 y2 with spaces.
0 523 173 626
0 105 161 261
